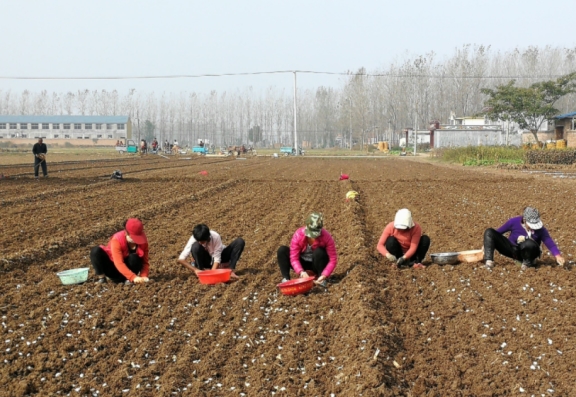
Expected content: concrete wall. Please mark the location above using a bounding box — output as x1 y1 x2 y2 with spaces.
522 131 555 143
522 127 576 147
565 132 576 147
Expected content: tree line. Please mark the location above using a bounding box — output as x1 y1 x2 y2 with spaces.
1 45 576 148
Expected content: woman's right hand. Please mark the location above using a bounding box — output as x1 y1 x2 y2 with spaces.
300 271 309 278
385 253 396 261
133 276 146 284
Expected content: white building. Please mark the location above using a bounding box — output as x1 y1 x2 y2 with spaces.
0 115 132 141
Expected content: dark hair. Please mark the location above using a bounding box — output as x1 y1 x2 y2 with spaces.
193 224 211 242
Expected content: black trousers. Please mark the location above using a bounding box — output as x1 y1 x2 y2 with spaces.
277 245 329 280
385 235 430 263
34 157 47 177
483 228 540 266
190 238 245 270
90 246 143 282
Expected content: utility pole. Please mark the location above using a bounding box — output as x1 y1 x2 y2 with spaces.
136 109 141 145
348 97 352 151
293 71 298 156
413 114 417 156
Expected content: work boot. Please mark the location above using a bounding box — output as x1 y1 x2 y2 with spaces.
521 259 536 271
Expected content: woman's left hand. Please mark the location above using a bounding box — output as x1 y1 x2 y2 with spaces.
556 255 565 266
316 275 326 283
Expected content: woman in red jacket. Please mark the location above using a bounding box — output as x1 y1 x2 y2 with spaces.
377 208 430 269
89 218 150 284
277 212 338 287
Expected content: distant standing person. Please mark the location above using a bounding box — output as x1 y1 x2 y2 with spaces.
199 140 204 147
32 138 48 179
89 218 151 284
177 224 245 279
483 207 565 270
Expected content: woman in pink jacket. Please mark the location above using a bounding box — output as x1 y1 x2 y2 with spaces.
277 212 338 287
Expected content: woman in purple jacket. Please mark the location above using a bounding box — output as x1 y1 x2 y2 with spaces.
483 207 565 270
277 212 338 287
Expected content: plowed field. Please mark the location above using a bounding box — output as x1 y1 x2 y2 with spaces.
2 155 576 396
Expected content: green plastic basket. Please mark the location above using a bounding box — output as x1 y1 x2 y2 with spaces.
56 267 89 285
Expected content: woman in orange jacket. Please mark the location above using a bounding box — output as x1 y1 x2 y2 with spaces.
89 218 150 283
376 208 430 269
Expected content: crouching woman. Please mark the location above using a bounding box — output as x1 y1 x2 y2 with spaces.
483 207 565 270
277 212 338 287
377 208 430 269
89 218 150 284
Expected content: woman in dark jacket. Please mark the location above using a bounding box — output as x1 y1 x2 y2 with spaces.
483 207 565 270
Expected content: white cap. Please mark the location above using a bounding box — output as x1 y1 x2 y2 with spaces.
394 208 414 230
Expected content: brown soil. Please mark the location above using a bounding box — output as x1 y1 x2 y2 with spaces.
2 155 576 396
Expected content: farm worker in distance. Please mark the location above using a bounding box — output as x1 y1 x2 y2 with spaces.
276 212 338 287
89 218 150 284
177 224 245 279
483 207 565 270
33 137 48 179
377 208 430 269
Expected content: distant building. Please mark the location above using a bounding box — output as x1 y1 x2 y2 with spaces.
553 111 576 147
449 114 488 126
0 115 132 141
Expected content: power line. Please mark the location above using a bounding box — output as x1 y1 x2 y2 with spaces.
0 70 569 80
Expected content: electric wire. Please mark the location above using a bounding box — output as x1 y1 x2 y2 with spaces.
0 70 569 80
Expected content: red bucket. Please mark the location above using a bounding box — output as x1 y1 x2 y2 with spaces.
197 269 231 284
277 277 315 296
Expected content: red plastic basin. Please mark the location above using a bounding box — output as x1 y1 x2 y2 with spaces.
277 277 315 296
198 269 231 285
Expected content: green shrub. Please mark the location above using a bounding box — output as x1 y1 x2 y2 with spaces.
435 146 525 165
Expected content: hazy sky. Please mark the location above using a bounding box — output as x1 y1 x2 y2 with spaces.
1 0 575 95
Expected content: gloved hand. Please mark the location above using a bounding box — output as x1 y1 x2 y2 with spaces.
299 271 309 278
132 276 146 284
385 253 397 262
396 257 408 267
517 236 526 244
556 255 565 267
